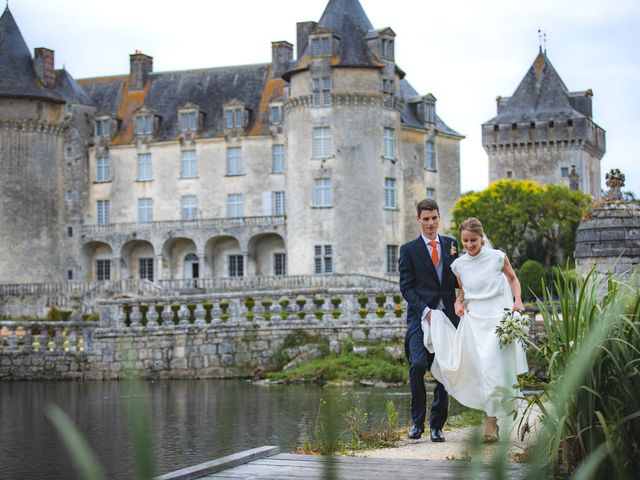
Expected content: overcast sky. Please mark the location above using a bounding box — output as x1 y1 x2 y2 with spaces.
8 0 640 195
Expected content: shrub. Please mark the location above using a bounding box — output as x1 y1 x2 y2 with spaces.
518 259 545 301
45 307 62 322
358 308 368 319
332 310 341 319
330 297 341 307
375 308 385 318
244 297 255 311
374 293 386 307
357 295 368 307
202 301 213 323
219 300 230 313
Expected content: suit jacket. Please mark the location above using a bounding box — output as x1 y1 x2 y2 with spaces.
399 234 460 337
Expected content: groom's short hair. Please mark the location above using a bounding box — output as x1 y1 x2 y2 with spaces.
416 198 439 216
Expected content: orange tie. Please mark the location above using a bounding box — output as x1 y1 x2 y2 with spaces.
429 239 439 266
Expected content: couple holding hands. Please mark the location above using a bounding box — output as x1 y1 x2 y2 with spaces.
399 199 528 443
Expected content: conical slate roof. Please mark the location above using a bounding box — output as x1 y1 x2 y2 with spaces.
0 6 62 102
288 0 380 75
487 51 584 124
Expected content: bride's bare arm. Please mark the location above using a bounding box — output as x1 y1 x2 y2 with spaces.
454 276 467 316
503 256 524 311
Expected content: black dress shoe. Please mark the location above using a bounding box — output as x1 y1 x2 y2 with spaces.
407 424 424 439
430 428 445 442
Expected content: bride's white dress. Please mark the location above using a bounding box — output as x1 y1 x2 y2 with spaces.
422 247 528 417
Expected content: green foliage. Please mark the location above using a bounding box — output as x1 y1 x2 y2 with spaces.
518 259 546 301
300 397 403 455
244 297 255 311
83 313 99 322
357 295 368 307
202 301 213 323
374 293 386 307
267 349 407 384
218 300 229 313
523 269 640 478
45 307 62 322
452 179 592 267
330 297 341 307
358 308 368 319
375 308 385 318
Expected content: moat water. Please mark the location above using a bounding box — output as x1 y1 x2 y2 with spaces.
0 379 466 479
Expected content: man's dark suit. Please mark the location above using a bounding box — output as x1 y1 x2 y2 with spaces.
399 234 459 430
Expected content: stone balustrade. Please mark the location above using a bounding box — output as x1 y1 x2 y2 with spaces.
0 321 94 353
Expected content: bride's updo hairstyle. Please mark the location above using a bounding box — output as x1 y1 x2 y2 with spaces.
458 217 484 237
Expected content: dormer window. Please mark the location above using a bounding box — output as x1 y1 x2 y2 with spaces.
310 36 331 56
94 116 112 138
225 107 245 129
380 38 394 60
135 113 154 135
180 110 198 133
270 104 283 124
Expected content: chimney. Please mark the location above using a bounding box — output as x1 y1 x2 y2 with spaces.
129 51 153 91
272 41 293 79
296 21 317 58
33 48 56 87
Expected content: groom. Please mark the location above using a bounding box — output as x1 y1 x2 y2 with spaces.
399 198 459 441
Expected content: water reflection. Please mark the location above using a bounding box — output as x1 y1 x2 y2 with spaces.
0 380 462 479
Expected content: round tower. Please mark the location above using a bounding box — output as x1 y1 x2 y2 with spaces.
0 7 66 282
283 0 402 276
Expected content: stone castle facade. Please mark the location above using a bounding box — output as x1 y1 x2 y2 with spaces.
0 0 463 286
482 49 606 199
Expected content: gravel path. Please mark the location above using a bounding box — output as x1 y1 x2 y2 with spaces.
355 413 540 463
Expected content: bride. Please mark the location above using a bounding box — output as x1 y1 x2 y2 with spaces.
422 217 528 442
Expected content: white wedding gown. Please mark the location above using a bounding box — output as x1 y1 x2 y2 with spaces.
422 247 528 417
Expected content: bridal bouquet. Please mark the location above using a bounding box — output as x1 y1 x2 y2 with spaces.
496 309 531 349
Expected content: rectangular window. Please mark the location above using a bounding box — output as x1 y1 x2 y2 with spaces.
383 127 396 159
180 111 197 132
94 118 111 138
561 167 569 178
67 226 73 237
425 140 436 170
138 198 153 222
426 187 436 199
506 170 513 179
235 109 243 128
135 115 153 135
310 37 329 56
313 178 332 207
96 156 110 182
384 177 397 209
139 258 154 281
274 253 286 276
272 145 285 173
314 245 333 274
227 194 244 217
67 270 73 280
273 191 285 215
386 245 398 275
66 190 73 201
96 259 111 281
96 200 110 224
226 147 243 175
225 110 234 128
312 127 331 159
229 255 244 277
181 150 198 178
137 153 152 181
312 77 331 106
181 195 198 220
271 105 282 124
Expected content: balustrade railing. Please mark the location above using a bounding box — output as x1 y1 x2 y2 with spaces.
79 215 286 236
98 288 407 329
0 322 94 352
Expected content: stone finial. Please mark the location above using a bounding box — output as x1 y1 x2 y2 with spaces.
605 168 625 201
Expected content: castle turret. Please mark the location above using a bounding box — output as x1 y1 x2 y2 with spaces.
482 50 605 199
0 6 66 282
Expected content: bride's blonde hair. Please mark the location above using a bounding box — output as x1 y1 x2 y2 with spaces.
458 217 484 237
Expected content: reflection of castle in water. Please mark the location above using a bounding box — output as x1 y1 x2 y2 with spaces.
0 0 463 286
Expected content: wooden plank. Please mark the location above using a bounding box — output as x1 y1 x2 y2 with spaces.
203 456 527 480
155 446 279 480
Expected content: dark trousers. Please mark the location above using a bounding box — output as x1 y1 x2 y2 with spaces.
406 327 449 429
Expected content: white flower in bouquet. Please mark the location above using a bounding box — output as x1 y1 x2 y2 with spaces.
495 308 531 349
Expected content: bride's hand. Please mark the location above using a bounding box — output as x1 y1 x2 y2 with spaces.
512 299 524 312
454 300 467 317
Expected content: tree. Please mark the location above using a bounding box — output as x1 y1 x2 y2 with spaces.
451 180 592 267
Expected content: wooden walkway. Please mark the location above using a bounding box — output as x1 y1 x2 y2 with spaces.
156 446 528 480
